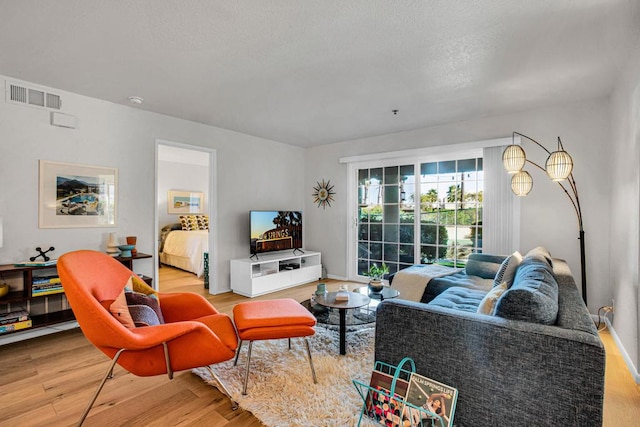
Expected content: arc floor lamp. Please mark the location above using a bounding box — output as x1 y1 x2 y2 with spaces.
502 131 587 305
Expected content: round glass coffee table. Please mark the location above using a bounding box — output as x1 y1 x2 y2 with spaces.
311 292 370 355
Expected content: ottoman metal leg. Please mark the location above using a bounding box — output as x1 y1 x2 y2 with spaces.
242 341 254 395
305 337 318 384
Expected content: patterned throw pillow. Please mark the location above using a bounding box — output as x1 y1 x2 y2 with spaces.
197 215 209 230
179 215 199 231
127 275 159 300
493 251 522 288
108 289 135 328
126 291 164 326
477 281 509 315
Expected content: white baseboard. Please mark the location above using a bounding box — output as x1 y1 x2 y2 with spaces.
326 274 349 281
593 314 640 384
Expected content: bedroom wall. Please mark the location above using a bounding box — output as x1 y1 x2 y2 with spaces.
0 75 306 294
158 157 209 230
305 99 612 317
609 40 640 378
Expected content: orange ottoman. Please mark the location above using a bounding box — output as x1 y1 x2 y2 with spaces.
232 298 317 394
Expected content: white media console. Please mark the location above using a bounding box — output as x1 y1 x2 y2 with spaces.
230 251 321 297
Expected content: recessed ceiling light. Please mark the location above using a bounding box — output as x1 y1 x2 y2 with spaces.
128 96 143 105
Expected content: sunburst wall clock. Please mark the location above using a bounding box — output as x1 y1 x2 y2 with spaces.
312 179 336 209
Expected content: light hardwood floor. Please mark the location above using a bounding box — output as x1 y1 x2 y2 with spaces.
0 266 638 426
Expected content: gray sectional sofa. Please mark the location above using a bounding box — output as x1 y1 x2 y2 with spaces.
376 248 605 426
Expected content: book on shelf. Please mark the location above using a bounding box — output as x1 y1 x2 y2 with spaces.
0 310 30 325
32 277 61 285
32 287 64 297
0 319 33 334
14 259 58 267
402 372 458 427
32 284 64 291
32 280 62 287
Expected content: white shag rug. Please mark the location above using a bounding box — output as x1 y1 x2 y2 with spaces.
192 325 378 427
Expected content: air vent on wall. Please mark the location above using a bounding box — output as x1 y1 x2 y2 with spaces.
5 80 62 110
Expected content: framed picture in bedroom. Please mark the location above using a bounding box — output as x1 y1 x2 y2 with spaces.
38 160 118 228
168 190 204 214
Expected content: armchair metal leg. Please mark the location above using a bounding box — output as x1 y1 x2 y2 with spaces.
205 366 239 410
78 343 175 427
233 340 243 366
162 342 173 380
77 348 126 427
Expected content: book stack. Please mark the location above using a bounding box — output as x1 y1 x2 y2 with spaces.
32 275 64 297
0 310 32 334
335 290 350 302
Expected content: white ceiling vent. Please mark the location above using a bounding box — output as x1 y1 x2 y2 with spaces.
5 80 62 110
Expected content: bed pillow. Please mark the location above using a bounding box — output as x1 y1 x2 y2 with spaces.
493 251 522 288
179 215 200 231
197 215 209 231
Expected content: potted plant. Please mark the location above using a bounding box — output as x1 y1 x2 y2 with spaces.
365 262 389 293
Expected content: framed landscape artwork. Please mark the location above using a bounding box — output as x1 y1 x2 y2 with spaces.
168 190 204 214
39 160 118 228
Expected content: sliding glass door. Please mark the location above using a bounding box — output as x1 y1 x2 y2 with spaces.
356 157 483 277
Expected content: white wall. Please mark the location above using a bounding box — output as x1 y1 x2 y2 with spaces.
0 75 306 294
609 42 640 375
305 99 612 317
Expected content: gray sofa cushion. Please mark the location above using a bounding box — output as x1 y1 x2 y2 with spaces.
494 256 559 325
465 253 506 279
421 272 492 303
428 287 487 312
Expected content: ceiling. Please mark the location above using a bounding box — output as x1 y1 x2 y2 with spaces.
1 0 639 148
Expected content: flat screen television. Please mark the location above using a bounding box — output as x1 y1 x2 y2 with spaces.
250 210 303 256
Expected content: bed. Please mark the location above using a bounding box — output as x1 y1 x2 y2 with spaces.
159 223 209 277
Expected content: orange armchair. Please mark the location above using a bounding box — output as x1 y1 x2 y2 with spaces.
57 250 238 426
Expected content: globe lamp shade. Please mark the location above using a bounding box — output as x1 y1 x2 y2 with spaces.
545 150 573 181
502 145 526 174
511 171 533 196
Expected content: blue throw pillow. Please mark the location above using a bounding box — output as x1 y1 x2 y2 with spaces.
494 257 559 325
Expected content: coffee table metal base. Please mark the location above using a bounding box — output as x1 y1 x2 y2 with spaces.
311 291 371 355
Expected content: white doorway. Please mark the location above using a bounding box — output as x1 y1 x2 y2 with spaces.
155 140 217 294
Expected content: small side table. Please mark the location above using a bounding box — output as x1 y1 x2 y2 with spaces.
313 291 371 355
114 252 152 270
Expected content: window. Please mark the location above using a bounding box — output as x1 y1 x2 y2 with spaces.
419 158 483 266
356 157 483 276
